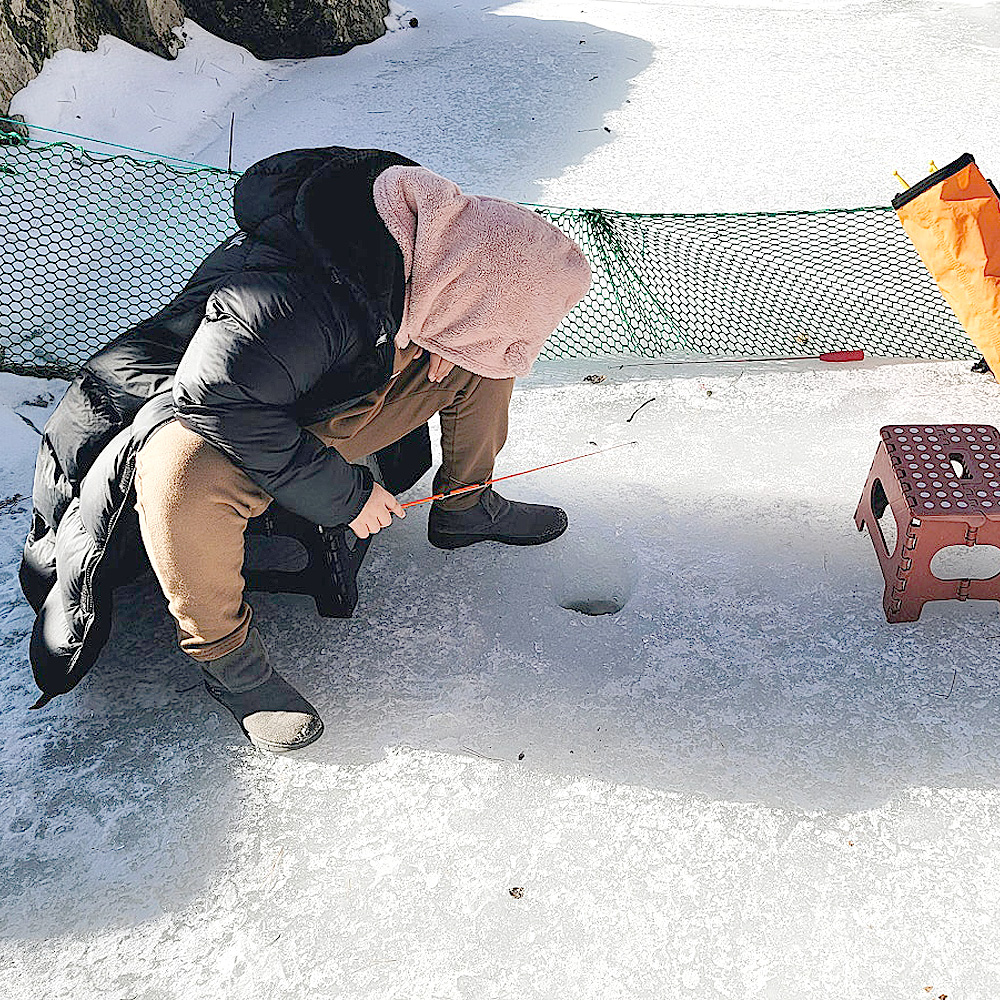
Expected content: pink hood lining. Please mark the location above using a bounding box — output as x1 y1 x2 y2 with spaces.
372 165 592 379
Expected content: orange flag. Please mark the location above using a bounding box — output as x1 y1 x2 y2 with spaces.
894 153 1000 377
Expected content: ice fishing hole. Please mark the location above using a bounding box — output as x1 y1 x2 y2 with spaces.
551 527 636 617
561 596 627 616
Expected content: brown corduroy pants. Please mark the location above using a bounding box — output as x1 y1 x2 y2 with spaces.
135 346 514 661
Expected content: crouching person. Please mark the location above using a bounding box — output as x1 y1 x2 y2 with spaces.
20 147 591 753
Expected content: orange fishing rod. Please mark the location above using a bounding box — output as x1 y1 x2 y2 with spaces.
400 440 638 509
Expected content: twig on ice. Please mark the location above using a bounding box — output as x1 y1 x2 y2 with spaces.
931 670 957 699
626 397 655 422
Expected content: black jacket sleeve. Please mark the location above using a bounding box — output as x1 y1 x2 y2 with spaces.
171 276 373 526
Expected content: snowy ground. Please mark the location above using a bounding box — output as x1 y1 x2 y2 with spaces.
5 1 1000 998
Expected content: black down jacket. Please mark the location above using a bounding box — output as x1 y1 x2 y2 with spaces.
20 146 433 705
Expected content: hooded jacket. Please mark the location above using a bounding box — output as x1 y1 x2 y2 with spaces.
20 146 431 704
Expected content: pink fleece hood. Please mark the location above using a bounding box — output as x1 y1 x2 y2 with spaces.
373 166 592 379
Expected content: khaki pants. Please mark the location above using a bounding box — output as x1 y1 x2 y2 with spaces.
135 346 514 661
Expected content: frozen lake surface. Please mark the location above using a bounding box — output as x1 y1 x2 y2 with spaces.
4 357 1000 998
12 1 1000 213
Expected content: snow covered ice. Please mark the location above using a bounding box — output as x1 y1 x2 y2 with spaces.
7 359 1000 997
5 1 1000 998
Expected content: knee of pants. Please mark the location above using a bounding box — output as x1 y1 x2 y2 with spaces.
136 420 271 522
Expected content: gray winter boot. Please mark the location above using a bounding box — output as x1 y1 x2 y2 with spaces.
428 488 568 549
201 628 324 753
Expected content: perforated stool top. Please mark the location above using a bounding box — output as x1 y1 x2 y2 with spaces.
882 423 1000 517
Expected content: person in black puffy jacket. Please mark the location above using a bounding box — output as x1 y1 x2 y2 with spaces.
20 146 591 753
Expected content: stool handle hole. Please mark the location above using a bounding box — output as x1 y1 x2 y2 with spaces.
930 544 1000 581
948 453 973 480
871 478 898 558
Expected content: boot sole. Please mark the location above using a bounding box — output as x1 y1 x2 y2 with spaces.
248 718 325 754
428 520 568 550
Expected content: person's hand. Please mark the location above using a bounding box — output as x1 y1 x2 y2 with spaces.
413 346 455 382
426 352 455 382
411 346 455 383
348 483 405 538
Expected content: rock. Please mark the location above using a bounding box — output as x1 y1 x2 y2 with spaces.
1 0 390 115
0 113 29 143
182 0 390 60
0 1 184 114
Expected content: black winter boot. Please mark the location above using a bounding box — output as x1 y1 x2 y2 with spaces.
427 488 568 549
201 628 324 753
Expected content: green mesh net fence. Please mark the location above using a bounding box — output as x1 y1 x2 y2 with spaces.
0 130 975 380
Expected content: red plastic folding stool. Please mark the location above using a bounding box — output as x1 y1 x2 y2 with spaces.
855 423 1000 622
